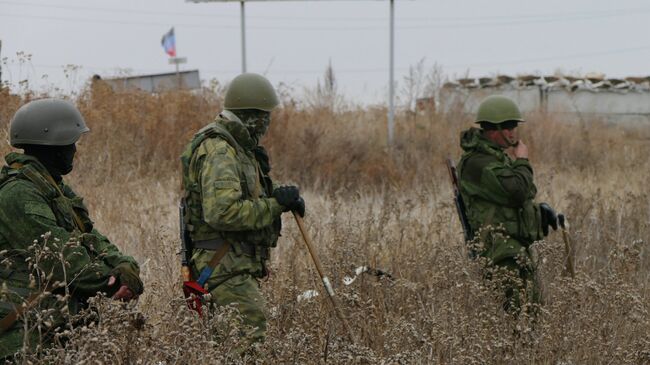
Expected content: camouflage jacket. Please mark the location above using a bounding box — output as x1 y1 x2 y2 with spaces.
458 128 543 260
0 152 139 356
180 111 283 261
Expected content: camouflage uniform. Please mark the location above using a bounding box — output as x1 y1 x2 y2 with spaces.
0 152 141 358
458 127 543 311
180 110 283 342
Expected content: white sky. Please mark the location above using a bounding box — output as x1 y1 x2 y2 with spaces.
1 0 649 104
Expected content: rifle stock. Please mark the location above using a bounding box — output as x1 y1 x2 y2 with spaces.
179 199 192 281
445 157 475 257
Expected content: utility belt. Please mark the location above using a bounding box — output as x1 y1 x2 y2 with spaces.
193 238 269 260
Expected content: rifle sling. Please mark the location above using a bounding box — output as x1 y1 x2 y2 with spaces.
194 241 231 287
206 241 231 271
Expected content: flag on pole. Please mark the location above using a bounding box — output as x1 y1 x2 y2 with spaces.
161 27 176 57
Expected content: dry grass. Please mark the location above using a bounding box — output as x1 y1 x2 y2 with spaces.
0 83 649 364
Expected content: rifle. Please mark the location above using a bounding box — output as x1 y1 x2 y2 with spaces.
179 199 209 315
445 157 475 258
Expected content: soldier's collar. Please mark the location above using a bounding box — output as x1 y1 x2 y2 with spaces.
478 132 507 151
5 152 45 169
217 111 256 151
5 152 64 182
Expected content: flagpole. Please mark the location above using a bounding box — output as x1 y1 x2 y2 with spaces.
175 62 180 88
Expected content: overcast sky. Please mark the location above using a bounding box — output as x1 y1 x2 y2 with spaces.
1 0 649 104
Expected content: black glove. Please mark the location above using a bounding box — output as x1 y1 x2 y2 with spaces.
272 186 306 217
540 202 558 236
290 197 306 217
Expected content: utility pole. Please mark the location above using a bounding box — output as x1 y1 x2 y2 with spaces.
241 1 247 73
187 0 400 142
0 39 3 87
388 0 395 145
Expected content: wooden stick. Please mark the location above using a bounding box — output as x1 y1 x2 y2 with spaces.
559 214 575 278
293 212 357 345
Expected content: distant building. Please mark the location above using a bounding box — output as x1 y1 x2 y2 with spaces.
438 75 650 123
98 70 201 93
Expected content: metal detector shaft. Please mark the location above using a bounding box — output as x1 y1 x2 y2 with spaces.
293 212 357 345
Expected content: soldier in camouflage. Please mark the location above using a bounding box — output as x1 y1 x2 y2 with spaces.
180 73 304 345
0 99 143 358
458 95 557 313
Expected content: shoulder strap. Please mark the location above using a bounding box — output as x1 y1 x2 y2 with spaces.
12 163 86 232
0 167 18 191
186 122 241 164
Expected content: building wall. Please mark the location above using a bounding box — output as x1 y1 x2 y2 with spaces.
104 70 201 93
439 87 650 124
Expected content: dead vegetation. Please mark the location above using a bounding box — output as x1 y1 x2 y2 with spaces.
0 82 648 364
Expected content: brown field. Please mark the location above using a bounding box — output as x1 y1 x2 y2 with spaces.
0 82 649 364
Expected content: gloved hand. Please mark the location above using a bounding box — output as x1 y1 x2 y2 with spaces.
540 202 558 236
272 186 306 217
290 197 306 217
108 262 144 300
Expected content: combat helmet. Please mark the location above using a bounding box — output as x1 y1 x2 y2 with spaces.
10 98 89 147
224 73 279 112
475 95 525 125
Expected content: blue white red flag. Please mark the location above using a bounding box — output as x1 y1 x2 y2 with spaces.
161 27 176 57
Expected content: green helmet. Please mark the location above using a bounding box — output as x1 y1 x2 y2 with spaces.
224 73 279 112
10 98 89 147
475 95 525 124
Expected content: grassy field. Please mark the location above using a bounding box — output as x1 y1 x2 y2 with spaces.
0 83 649 364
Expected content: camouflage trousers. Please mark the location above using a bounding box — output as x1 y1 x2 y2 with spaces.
491 255 540 315
482 236 540 315
192 248 267 344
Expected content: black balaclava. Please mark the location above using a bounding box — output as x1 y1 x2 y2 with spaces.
23 144 77 182
232 109 271 145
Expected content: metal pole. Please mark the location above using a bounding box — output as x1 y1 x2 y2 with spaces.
0 39 3 86
388 0 395 145
240 1 247 73
175 61 180 89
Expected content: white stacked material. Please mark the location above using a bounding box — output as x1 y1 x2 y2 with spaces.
438 74 650 123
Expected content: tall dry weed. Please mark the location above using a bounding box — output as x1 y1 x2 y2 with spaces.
0 85 648 364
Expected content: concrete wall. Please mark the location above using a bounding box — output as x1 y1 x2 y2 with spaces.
439 86 650 124
105 70 201 93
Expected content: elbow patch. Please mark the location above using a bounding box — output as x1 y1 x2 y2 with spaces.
24 201 57 222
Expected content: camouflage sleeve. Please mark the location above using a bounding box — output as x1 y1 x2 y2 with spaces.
0 181 116 296
80 229 140 270
62 184 139 270
198 138 284 231
463 154 537 207
497 159 536 206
